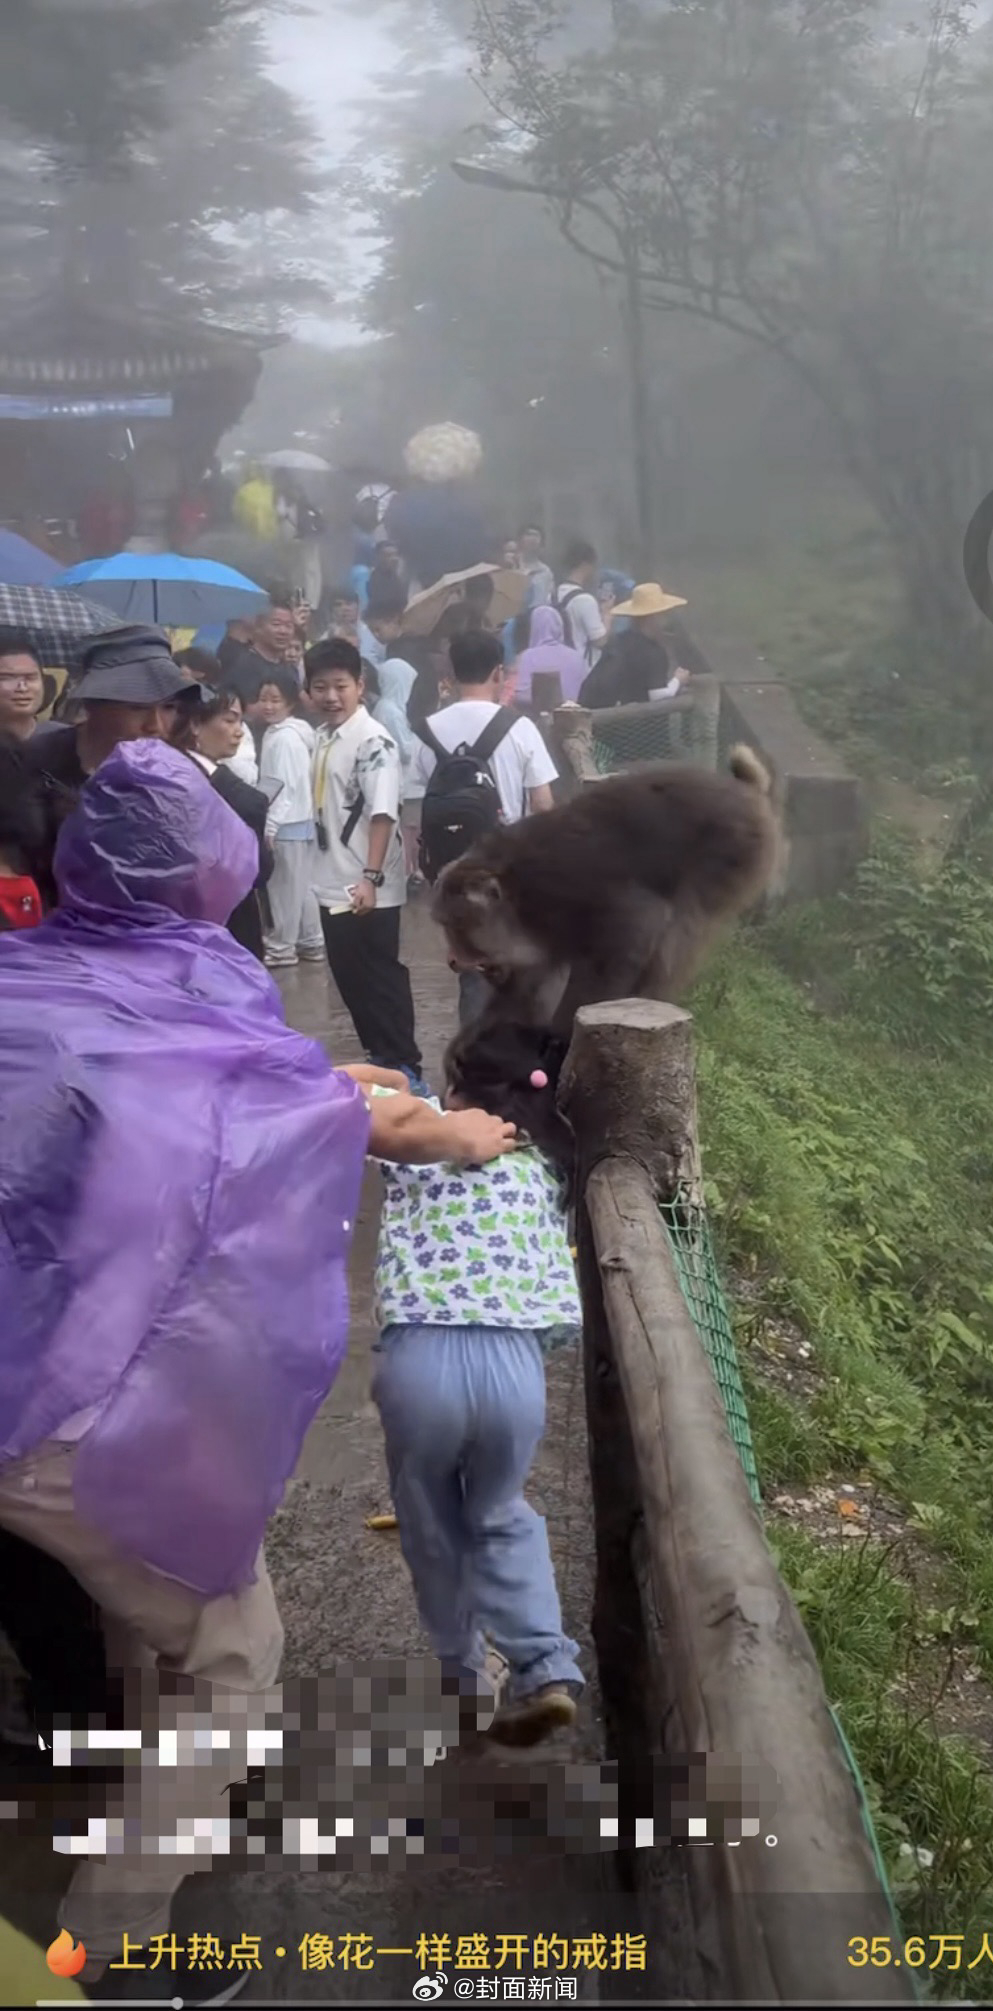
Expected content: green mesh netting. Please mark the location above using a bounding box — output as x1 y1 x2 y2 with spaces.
592 699 717 774
658 1188 909 1958
660 1193 762 1506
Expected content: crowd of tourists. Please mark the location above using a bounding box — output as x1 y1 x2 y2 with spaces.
0 482 694 2003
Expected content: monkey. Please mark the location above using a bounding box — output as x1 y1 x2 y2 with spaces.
432 745 778 1036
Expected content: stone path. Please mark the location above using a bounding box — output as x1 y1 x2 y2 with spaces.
0 896 697 2003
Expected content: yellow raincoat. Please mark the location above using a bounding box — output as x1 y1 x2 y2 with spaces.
233 469 279 543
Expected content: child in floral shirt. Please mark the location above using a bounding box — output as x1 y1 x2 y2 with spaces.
371 1022 583 1747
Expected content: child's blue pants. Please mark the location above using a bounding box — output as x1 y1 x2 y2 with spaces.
372 1325 583 1701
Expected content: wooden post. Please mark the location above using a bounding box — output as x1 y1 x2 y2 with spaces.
560 999 701 1198
552 704 601 788
686 672 720 769
561 1001 698 1879
562 1002 911 2003
572 1194 654 1887
530 669 563 716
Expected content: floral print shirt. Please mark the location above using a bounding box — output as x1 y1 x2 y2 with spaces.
311 706 406 909
374 1100 581 1341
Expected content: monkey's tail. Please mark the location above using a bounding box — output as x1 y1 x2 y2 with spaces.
728 743 773 795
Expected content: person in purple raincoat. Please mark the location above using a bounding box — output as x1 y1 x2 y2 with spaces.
0 739 515 1986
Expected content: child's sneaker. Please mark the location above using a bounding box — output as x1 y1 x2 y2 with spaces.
488 1683 579 1748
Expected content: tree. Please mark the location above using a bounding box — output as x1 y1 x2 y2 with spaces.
465 0 993 676
0 0 328 329
341 45 664 551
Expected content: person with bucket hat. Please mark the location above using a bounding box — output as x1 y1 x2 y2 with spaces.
579 581 691 709
20 626 206 907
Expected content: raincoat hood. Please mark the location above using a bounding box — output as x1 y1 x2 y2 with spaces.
265 713 315 753
54 739 257 928
515 606 588 705
528 606 566 648
0 742 369 1595
377 656 417 710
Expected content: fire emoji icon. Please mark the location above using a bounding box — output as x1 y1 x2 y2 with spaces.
46 1930 87 1978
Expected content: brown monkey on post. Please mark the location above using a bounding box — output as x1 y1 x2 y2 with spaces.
433 746 778 1034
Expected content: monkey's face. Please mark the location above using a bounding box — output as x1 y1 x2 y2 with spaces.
434 864 544 987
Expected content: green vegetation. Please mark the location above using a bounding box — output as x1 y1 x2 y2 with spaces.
771 1526 993 1950
691 854 993 1960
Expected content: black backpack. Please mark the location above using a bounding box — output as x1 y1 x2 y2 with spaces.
555 585 587 658
415 711 518 883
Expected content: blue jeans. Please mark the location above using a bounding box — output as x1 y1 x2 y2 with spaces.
372 1326 583 1701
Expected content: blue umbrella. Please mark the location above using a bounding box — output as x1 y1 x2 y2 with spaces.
0 530 61 587
54 552 268 628
191 624 225 653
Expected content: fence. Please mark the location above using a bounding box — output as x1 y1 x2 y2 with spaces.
548 676 721 787
549 644 867 902
561 999 912 2003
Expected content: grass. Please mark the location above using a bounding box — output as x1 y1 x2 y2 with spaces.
771 1526 993 1949
668 469 993 1960
690 922 993 1965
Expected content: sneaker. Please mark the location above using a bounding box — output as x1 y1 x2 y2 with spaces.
83 1956 250 2005
296 945 326 962
482 1644 510 1699
264 950 298 969
487 1683 579 1749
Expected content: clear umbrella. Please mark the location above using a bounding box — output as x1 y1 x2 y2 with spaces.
261 450 332 474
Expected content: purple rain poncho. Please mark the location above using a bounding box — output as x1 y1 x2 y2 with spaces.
0 740 369 1596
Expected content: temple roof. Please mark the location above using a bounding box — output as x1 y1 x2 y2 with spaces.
0 286 275 392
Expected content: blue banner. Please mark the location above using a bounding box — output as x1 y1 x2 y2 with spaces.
0 394 174 421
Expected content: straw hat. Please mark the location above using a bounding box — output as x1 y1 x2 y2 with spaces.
612 582 687 618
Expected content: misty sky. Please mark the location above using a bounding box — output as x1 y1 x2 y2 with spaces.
268 0 993 347
268 2 457 344
268 5 398 131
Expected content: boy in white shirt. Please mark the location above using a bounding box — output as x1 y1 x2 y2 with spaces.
554 538 608 668
411 629 557 1027
256 672 324 968
307 639 425 1087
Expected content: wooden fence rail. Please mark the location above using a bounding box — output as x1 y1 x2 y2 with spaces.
561 1001 912 2003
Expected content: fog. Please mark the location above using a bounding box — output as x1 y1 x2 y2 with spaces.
3 0 993 695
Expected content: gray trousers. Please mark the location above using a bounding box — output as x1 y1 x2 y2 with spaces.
265 836 323 957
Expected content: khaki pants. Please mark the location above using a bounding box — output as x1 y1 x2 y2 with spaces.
0 1440 283 1959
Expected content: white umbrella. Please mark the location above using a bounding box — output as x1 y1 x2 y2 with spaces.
261 450 332 475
